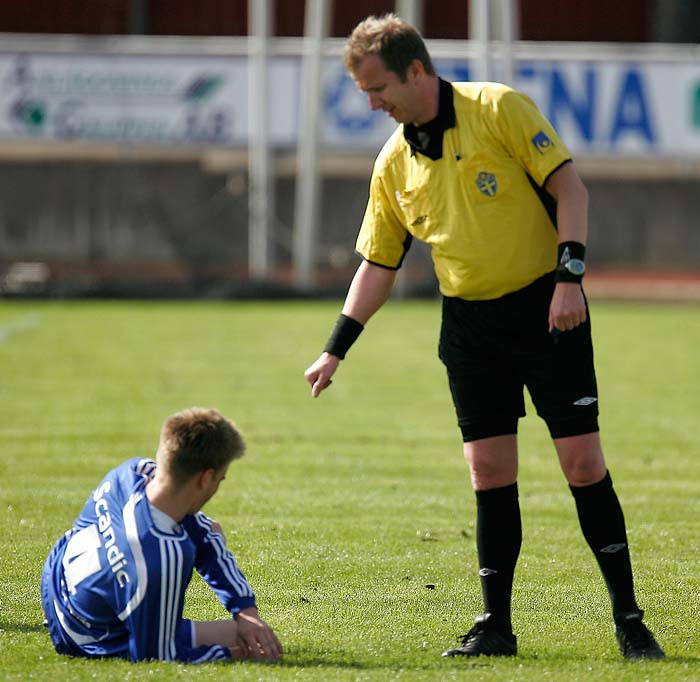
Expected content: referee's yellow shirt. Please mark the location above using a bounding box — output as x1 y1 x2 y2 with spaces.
355 81 572 300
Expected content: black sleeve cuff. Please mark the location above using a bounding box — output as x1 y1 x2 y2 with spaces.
323 314 364 359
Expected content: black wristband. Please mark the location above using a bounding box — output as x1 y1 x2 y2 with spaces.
555 241 586 283
323 314 364 359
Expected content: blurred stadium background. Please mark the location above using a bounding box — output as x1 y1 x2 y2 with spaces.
0 0 699 300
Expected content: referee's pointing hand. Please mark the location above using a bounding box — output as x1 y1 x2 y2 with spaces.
304 352 340 397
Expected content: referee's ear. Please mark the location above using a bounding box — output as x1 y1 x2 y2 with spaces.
408 58 425 82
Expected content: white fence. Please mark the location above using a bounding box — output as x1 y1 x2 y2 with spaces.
1 33 699 287
1 35 699 158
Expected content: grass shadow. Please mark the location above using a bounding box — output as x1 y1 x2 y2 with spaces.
0 620 47 634
276 647 498 672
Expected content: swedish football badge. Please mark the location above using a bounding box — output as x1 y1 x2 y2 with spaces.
475 171 497 197
531 130 555 155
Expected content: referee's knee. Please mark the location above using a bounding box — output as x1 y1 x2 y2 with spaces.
462 435 518 491
553 431 606 486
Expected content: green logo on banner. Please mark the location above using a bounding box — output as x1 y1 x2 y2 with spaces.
184 75 223 101
12 99 46 133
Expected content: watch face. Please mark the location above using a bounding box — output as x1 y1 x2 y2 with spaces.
565 259 586 276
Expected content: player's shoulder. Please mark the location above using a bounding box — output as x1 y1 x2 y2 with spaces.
131 457 157 480
181 510 213 535
96 458 154 500
112 457 157 482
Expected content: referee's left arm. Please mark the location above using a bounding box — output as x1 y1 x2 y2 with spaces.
544 162 589 333
545 161 589 246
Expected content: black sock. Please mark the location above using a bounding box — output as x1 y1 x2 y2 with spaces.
569 471 640 616
475 483 521 634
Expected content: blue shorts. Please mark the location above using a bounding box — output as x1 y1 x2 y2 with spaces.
438 272 599 442
42 535 196 661
41 535 86 658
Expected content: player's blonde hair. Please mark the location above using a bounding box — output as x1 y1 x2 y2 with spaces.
157 407 245 485
344 13 435 82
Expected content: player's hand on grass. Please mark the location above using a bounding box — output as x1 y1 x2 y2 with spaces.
549 281 587 334
235 607 283 661
304 352 340 397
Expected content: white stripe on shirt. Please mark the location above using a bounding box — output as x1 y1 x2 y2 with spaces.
194 513 253 597
158 538 184 660
53 600 102 646
191 644 229 662
118 492 149 621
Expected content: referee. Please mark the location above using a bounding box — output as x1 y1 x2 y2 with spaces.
304 14 664 660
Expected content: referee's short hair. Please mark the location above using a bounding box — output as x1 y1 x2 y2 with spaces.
157 407 245 485
344 13 435 82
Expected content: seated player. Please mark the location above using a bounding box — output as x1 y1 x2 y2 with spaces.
41 407 282 663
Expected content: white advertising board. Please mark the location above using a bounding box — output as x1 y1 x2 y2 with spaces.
1 49 699 157
0 52 297 145
322 57 700 157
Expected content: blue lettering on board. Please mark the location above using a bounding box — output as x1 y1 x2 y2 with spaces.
610 68 655 145
549 67 596 141
517 62 656 150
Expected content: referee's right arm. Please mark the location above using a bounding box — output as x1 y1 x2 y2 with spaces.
304 261 396 397
342 259 396 324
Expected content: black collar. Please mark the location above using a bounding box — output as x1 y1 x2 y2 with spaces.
403 78 456 161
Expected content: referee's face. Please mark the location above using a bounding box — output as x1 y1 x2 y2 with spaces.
352 54 428 125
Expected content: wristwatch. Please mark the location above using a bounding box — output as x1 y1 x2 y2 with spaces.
563 258 586 276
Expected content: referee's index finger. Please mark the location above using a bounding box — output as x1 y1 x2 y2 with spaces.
311 377 332 397
304 365 320 386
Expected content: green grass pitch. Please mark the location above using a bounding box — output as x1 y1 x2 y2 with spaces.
0 298 698 681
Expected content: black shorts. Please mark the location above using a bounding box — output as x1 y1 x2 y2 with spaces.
438 272 599 442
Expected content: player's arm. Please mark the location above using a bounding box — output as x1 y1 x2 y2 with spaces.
185 513 257 614
192 605 282 661
185 514 282 660
544 161 589 333
304 260 396 398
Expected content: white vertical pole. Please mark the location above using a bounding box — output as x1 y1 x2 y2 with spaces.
396 0 423 33
393 0 423 300
495 0 517 86
469 0 490 82
293 0 329 290
248 0 272 278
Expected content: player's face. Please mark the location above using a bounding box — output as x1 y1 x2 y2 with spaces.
352 54 425 125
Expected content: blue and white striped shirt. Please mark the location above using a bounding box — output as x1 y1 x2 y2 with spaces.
42 457 256 662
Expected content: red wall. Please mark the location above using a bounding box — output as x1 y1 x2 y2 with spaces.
149 0 247 36
519 0 650 42
0 0 128 34
0 0 652 42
